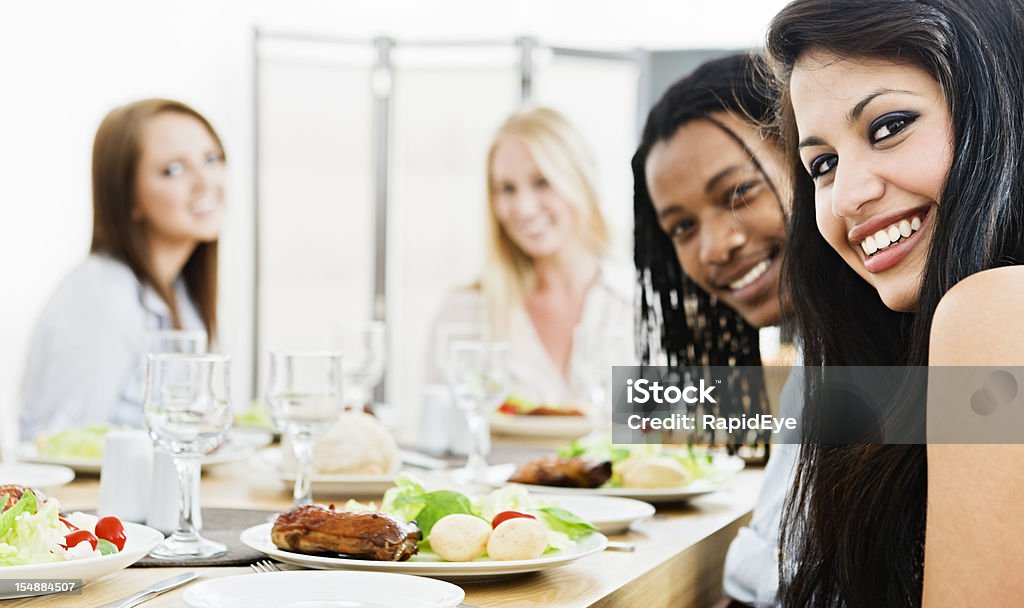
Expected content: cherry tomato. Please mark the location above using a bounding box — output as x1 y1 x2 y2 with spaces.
95 516 127 551
491 511 536 528
61 530 98 551
498 402 518 414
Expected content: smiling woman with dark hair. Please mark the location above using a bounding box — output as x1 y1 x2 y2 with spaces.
20 99 226 437
766 0 1024 604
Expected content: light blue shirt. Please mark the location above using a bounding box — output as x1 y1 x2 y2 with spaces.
20 254 205 438
722 366 802 607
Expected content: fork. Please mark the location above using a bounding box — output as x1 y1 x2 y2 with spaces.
250 559 282 573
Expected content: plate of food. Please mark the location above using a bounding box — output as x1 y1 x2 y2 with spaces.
182 570 465 608
20 426 273 474
0 486 163 599
488 439 745 503
240 475 608 581
489 396 593 439
255 411 403 496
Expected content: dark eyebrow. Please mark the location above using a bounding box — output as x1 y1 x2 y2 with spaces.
655 163 748 220
798 88 920 150
705 164 745 194
657 205 684 221
847 88 917 123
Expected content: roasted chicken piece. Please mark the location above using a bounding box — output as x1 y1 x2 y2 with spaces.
508 456 613 488
0 485 43 510
272 504 421 561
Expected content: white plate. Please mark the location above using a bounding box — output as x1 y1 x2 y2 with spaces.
487 455 745 504
19 428 274 474
240 523 607 581
0 462 75 489
0 522 163 599
255 448 398 496
539 494 655 534
489 413 592 439
182 570 465 608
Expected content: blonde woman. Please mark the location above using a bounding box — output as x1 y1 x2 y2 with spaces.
428 107 632 411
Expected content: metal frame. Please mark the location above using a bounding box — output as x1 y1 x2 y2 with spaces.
251 29 649 398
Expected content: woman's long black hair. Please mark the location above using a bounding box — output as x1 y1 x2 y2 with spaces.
766 0 1024 605
632 53 782 447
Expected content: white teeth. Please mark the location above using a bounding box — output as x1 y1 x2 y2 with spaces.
729 259 771 291
862 235 878 256
861 214 925 256
874 230 891 248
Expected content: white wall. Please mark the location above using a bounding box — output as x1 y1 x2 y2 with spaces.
0 0 788 442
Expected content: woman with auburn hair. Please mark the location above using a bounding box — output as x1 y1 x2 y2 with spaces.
634 52 793 607
766 0 1024 604
427 106 632 411
21 98 226 437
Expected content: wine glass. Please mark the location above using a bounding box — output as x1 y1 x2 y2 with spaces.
140 329 209 528
448 339 509 484
333 322 385 412
265 352 344 506
573 329 636 439
144 353 232 559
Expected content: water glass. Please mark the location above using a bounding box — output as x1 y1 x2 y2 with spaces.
333 322 385 411
266 351 344 506
144 353 232 559
447 339 508 484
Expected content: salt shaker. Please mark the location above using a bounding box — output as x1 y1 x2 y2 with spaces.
97 429 153 522
146 448 203 534
417 385 453 455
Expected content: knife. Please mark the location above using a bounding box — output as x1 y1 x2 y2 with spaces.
94 571 202 608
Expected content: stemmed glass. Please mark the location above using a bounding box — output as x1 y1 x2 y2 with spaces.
140 330 209 528
573 329 636 439
265 352 344 506
333 322 385 412
447 339 509 484
144 353 232 559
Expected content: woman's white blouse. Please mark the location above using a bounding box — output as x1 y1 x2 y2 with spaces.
425 261 635 408
19 254 205 438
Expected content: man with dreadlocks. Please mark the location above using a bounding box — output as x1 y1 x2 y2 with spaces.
633 53 796 608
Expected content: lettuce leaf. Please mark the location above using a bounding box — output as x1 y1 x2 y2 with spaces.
414 491 477 538
0 491 37 538
380 474 429 522
0 493 67 566
536 506 597 540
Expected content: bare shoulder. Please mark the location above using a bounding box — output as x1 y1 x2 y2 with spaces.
930 266 1024 365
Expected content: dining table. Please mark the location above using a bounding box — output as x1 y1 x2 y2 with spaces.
4 437 765 608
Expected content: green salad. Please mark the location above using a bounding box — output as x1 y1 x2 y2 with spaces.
345 474 596 559
558 437 718 488
34 426 112 460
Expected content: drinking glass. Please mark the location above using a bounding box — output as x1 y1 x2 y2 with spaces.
447 339 508 484
333 322 385 411
144 353 232 559
266 352 344 506
573 329 636 439
140 329 209 527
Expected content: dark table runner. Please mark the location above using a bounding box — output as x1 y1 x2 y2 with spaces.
132 507 277 567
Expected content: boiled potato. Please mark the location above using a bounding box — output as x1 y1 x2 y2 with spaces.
430 514 491 562
487 517 548 561
620 456 688 488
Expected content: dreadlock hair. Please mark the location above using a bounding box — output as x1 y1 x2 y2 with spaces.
632 53 783 448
